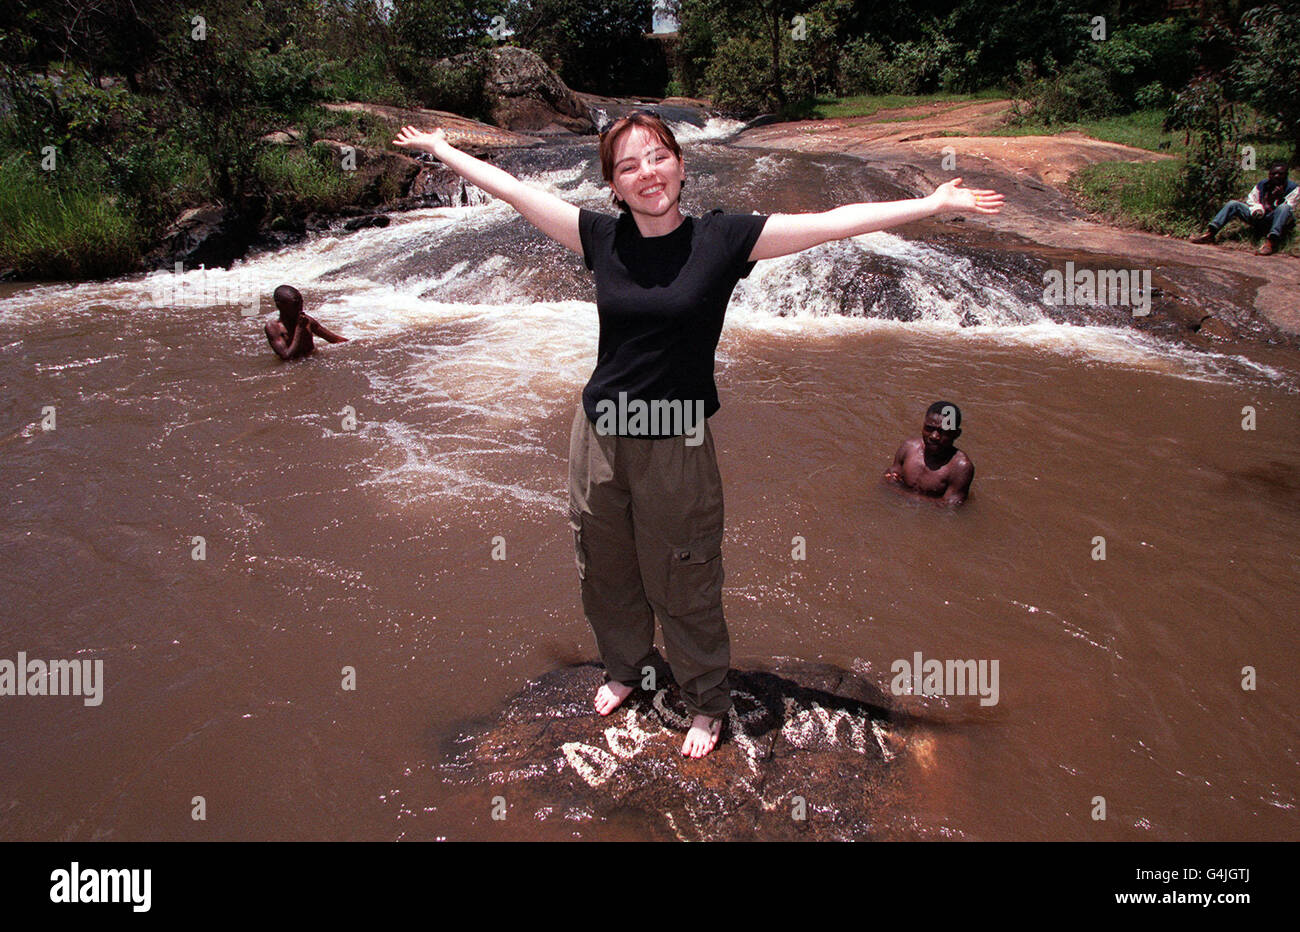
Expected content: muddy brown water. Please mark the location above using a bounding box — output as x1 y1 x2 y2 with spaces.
1 123 1297 840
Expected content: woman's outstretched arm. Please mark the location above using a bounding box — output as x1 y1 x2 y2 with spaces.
748 178 1003 261
392 126 582 254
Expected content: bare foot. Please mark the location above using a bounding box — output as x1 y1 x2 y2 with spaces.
594 680 634 716
681 714 723 758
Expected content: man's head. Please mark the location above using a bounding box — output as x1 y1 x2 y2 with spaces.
273 284 302 323
923 401 962 452
598 110 686 216
1267 161 1289 187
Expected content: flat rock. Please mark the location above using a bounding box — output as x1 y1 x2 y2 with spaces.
440 657 911 841
321 101 543 150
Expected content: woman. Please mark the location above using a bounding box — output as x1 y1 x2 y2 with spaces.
394 112 1002 758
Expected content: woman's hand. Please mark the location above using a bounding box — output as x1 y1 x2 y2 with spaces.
930 177 1003 215
392 125 450 156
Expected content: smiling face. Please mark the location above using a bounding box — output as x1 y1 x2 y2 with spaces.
1268 164 1289 188
608 125 685 217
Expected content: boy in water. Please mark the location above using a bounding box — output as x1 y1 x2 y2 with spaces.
264 284 348 359
884 401 975 504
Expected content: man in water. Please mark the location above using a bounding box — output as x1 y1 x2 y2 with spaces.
264 284 347 359
884 401 975 505
1190 161 1297 255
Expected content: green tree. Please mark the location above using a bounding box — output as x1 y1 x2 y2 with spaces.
500 0 657 95
391 0 501 58
155 3 323 202
1232 2 1300 161
677 0 816 115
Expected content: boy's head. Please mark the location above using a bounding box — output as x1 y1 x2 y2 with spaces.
923 401 962 451
273 284 302 321
1267 161 1289 186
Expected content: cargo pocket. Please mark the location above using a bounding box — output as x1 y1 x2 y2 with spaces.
666 534 724 617
568 507 587 581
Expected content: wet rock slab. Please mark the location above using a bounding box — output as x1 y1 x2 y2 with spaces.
441 658 909 841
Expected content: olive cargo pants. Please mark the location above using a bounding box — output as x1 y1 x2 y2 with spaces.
567 403 732 717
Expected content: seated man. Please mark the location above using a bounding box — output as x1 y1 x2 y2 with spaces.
1190 161 1297 255
884 401 975 505
264 284 347 359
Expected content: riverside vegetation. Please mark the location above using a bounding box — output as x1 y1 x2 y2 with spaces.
2 0 1297 278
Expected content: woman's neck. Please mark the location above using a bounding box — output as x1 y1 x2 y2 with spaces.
629 204 686 239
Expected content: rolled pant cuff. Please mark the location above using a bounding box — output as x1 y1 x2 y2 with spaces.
682 691 733 719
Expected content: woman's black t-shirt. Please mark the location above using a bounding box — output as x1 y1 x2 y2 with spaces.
577 206 769 437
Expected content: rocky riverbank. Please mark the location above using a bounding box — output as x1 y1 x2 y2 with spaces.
153 65 1299 348
734 99 1300 342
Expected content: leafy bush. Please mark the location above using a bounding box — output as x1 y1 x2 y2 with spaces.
836 37 891 96
392 50 488 120
939 47 983 94
1019 60 1119 124
318 52 410 106
703 36 772 116
1091 19 1195 108
887 26 958 95
0 71 208 235
1166 77 1244 219
836 24 973 97
1134 82 1169 110
703 34 815 117
1011 18 1195 124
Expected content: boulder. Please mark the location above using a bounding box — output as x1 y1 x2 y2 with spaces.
146 203 263 271
342 214 390 231
1197 315 1235 340
407 163 476 206
259 129 301 146
440 657 914 841
443 46 594 134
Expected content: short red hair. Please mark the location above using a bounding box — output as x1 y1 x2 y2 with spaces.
597 111 685 213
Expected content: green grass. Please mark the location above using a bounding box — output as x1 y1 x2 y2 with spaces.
0 154 144 278
1069 158 1300 255
254 145 366 214
297 106 395 150
809 88 1005 120
318 55 410 107
989 109 1185 153
1068 159 1190 234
